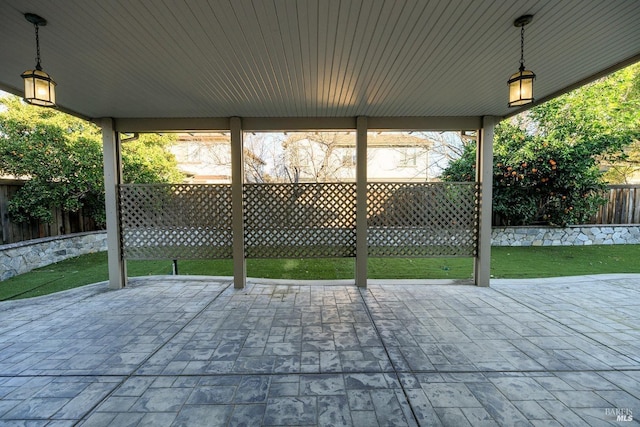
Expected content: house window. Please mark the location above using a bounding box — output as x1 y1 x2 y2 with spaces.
399 147 418 167
341 149 356 166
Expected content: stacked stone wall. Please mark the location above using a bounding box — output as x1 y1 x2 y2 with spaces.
0 231 107 281
492 225 640 247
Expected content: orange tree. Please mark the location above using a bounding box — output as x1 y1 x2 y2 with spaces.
442 63 640 226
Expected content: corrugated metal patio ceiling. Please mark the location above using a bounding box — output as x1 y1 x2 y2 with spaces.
0 0 638 121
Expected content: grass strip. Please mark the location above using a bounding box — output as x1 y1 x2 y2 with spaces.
1 245 639 301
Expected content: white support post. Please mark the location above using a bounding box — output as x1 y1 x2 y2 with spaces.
355 116 368 288
230 117 246 289
100 118 127 289
474 116 496 287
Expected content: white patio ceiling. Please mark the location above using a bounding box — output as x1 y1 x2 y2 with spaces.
0 0 638 122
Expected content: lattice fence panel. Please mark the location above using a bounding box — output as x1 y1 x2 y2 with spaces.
367 182 479 257
119 184 233 260
244 183 357 258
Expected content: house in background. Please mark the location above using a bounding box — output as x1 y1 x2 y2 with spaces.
171 129 638 186
169 133 267 184
281 131 466 183
365 133 435 182
171 131 462 184
168 133 232 183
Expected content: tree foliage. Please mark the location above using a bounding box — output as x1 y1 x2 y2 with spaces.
603 139 640 184
121 133 183 184
0 96 182 226
442 63 640 226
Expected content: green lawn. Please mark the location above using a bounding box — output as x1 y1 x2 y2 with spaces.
2 245 640 301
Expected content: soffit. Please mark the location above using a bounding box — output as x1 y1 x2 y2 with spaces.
0 0 638 121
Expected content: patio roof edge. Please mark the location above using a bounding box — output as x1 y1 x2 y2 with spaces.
113 117 231 133
112 116 483 133
0 82 92 121
367 116 481 131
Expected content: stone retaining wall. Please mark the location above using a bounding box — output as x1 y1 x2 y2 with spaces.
0 231 107 281
492 225 640 247
1 226 638 281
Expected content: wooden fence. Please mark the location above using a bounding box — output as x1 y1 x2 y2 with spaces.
594 185 640 224
0 180 100 245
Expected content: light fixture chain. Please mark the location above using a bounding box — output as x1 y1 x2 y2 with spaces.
520 25 525 69
34 23 42 70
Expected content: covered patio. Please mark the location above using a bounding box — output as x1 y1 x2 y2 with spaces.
0 275 639 425
1 1 640 425
1 1 639 289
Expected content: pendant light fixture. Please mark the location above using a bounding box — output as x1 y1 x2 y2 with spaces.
508 15 535 108
21 13 57 107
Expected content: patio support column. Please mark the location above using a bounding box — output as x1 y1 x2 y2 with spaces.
230 116 246 289
474 116 496 287
100 118 127 289
355 116 368 288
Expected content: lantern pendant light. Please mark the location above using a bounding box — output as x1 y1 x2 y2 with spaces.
21 13 56 107
508 15 535 108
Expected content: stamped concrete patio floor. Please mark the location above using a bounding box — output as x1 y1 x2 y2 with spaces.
0 274 639 426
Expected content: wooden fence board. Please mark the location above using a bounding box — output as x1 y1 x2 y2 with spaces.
1 181 100 245
594 185 640 224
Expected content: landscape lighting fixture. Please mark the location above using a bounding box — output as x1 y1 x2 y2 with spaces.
21 13 56 107
508 14 535 107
